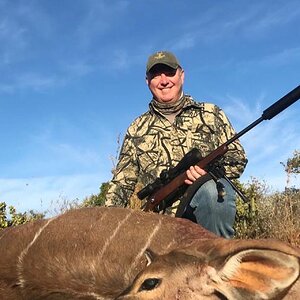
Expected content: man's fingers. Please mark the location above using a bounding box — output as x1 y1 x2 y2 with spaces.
184 179 194 185
187 167 200 180
193 165 207 175
185 166 207 185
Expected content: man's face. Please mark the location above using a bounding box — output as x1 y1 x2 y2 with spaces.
146 64 184 103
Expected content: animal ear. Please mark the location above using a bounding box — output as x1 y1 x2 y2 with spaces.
212 249 299 299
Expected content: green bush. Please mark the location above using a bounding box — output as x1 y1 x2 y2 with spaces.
233 150 300 247
0 202 44 229
2 151 298 247
82 182 109 207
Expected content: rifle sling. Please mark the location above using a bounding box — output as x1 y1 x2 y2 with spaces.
175 173 213 219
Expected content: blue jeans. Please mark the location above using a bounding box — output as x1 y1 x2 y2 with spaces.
189 178 236 238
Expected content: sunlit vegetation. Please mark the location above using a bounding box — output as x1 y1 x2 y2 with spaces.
1 151 299 246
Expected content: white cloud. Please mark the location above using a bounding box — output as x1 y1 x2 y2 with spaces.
76 0 130 49
171 33 196 51
234 46 300 71
0 1 55 66
242 164 300 192
257 47 300 67
49 143 101 167
244 1 300 35
61 61 94 77
222 94 264 126
165 2 300 54
0 17 28 65
0 72 66 93
220 92 300 192
110 50 130 70
0 173 108 216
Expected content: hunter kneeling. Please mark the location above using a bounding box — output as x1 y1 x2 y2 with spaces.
105 50 247 238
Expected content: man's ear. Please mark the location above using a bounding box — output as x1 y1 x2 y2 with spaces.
211 248 299 299
180 68 185 84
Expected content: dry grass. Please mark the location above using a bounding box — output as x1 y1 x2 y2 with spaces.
256 191 300 247
235 186 300 247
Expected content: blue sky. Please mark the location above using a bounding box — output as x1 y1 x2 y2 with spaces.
1 0 299 215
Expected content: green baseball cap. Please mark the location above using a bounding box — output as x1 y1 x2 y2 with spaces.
146 51 181 73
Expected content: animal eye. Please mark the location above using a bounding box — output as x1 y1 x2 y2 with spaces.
139 278 161 291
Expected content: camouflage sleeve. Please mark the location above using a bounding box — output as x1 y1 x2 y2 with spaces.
214 106 248 179
105 132 139 207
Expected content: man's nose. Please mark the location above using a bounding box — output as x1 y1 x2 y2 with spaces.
159 73 169 84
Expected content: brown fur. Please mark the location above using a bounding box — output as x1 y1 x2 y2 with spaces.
0 207 299 299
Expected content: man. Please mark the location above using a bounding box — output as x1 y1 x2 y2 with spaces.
105 51 247 238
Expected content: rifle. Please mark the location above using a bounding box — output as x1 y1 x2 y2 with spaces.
137 85 300 212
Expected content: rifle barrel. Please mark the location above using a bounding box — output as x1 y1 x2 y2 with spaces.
225 85 300 146
262 85 300 120
142 85 300 212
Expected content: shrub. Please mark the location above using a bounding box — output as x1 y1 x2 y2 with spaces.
82 182 109 207
0 202 44 229
234 150 300 247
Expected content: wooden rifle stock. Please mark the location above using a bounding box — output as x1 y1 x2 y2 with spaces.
142 85 300 212
143 144 228 211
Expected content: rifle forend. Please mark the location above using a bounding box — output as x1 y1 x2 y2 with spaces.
139 85 300 212
137 148 202 201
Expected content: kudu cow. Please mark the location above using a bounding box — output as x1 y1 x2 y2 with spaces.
0 207 299 299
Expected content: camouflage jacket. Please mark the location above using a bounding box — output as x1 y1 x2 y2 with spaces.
105 95 247 207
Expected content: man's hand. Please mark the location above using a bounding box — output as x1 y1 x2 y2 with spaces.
184 165 207 185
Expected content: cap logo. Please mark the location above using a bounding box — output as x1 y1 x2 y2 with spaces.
154 51 165 60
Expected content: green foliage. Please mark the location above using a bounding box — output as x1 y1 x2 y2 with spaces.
234 178 268 239
1 150 299 247
82 182 109 207
0 202 8 228
234 150 300 247
0 202 44 229
281 150 300 175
